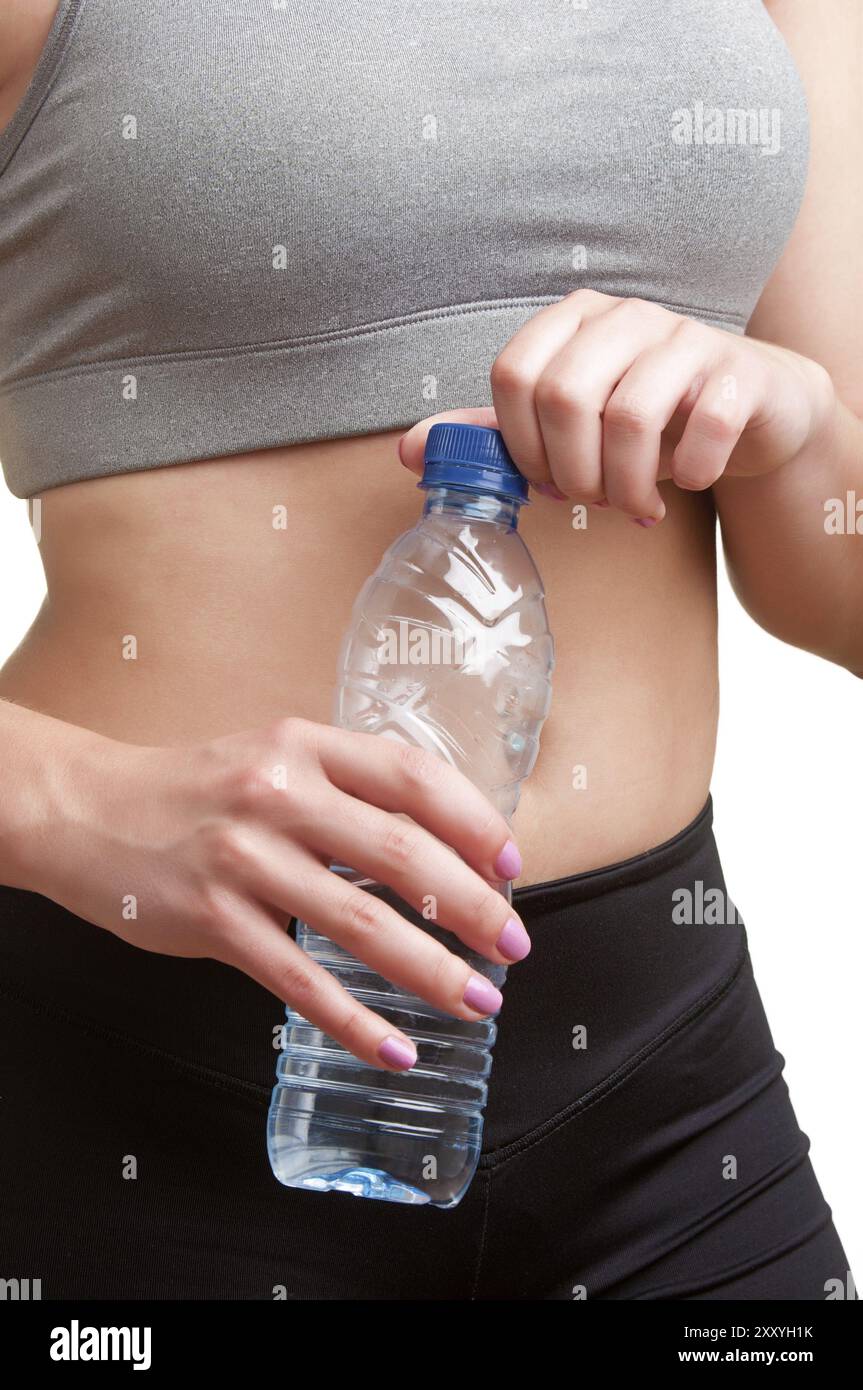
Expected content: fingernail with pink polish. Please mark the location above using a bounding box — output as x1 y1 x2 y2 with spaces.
592 499 611 509
633 517 658 527
534 483 568 502
378 1035 417 1069
463 976 504 1015
494 838 522 880
497 918 532 962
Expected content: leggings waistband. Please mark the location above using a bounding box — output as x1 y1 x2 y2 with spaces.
513 794 715 911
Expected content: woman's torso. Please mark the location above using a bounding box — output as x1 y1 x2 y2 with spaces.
0 442 718 884
0 0 809 884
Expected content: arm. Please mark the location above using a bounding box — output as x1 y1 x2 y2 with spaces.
0 1 62 132
712 0 863 674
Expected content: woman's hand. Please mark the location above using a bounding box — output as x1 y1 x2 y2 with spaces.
11 715 529 1071
398 289 835 524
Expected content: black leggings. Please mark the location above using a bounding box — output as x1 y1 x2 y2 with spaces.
0 798 853 1299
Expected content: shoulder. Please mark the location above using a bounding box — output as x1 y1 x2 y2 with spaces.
0 0 63 138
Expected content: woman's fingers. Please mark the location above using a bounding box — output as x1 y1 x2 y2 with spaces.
397 293 760 522
490 289 617 483
397 405 499 475
239 850 506 1026
314 725 521 885
531 298 679 503
599 320 721 518
310 789 528 965
671 366 759 491
175 719 534 1073
215 898 423 1072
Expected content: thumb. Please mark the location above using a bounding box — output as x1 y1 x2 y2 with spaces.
397 406 500 475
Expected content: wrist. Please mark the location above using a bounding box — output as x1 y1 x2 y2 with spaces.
786 359 841 475
721 379 845 516
0 703 115 895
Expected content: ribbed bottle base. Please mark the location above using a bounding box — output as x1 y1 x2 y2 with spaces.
268 1152 432 1205
267 1093 481 1208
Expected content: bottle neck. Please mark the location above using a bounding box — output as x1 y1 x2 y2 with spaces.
421 486 522 530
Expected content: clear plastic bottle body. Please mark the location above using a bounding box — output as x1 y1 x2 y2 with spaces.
267 488 553 1207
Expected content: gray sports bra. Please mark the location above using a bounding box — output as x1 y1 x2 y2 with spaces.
0 0 809 499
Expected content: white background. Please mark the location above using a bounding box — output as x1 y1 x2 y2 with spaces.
1 487 859 1287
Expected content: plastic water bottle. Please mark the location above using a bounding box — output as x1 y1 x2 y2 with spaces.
267 423 554 1207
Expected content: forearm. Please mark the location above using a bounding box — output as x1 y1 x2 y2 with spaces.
0 698 101 891
712 394 863 675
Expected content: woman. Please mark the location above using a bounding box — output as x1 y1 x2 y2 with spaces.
0 0 858 1299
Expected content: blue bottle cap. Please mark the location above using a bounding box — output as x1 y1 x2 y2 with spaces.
419 423 529 504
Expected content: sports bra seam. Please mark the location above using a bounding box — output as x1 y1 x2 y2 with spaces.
0 0 88 182
0 294 748 394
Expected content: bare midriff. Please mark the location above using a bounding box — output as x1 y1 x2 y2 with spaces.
0 430 718 886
